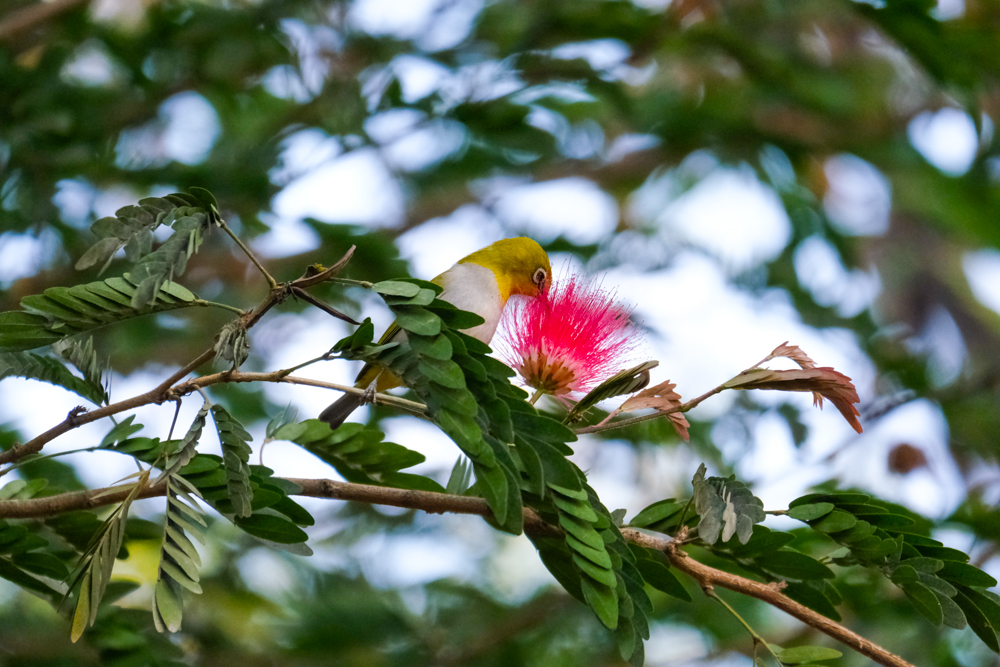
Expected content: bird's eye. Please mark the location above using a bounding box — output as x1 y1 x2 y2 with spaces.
532 268 547 287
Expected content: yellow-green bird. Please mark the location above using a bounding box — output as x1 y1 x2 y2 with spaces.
319 237 552 428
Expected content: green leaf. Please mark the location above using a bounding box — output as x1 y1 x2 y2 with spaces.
581 576 619 630
635 557 691 601
808 510 858 533
372 280 422 297
265 404 298 441
692 464 765 545
759 549 835 581
790 492 870 508
233 514 308 544
68 471 148 640
392 307 442 335
11 552 69 579
0 351 106 406
153 580 183 633
54 336 107 403
161 401 209 476
75 195 190 273
770 645 843 664
629 499 685 528
0 277 199 352
212 404 254 518
279 419 430 488
563 361 659 423
128 207 213 309
937 561 998 588
787 503 834 522
954 588 1000 652
446 457 474 495
783 581 842 621
902 580 944 626
100 416 144 447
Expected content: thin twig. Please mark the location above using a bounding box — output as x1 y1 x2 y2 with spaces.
175 371 427 417
290 286 361 325
706 587 783 664
218 220 277 289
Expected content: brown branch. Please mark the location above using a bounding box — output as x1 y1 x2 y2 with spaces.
0 477 914 667
622 529 914 667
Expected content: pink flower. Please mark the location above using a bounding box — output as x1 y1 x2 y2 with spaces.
498 273 640 396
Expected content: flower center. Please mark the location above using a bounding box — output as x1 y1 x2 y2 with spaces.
519 350 578 395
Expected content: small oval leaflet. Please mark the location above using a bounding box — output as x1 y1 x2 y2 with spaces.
372 280 422 297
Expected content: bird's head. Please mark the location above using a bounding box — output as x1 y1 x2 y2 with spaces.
460 237 551 302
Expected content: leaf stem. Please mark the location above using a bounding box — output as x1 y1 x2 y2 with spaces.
194 299 245 315
218 219 277 289
328 277 374 289
705 588 783 665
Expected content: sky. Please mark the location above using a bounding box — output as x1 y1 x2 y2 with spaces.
0 0 996 660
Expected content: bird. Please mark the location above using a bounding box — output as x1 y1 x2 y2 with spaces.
319 237 552 428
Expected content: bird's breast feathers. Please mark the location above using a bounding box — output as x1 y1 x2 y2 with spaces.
434 262 505 343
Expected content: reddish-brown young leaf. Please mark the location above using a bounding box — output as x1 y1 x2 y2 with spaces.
725 367 862 434
764 341 817 369
617 380 691 441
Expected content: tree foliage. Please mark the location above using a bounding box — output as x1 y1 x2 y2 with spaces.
2 0 1000 665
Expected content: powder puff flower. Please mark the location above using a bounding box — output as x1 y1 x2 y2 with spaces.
498 273 641 399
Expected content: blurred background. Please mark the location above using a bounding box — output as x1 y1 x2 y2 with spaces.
2 0 1000 664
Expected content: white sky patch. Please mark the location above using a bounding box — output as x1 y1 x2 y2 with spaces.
963 248 1000 316
488 532 558 601
0 229 61 286
825 400 962 517
269 128 343 186
365 109 425 143
605 133 660 163
53 178 97 227
92 184 143 218
261 65 313 102
908 107 979 176
603 252 874 424
934 0 965 19
160 92 222 165
644 623 709 664
115 92 221 168
349 0 481 51
382 119 466 171
391 55 451 102
658 166 792 273
60 39 126 87
490 177 618 244
823 154 892 235
348 0 442 40
396 205 503 277
551 39 630 72
356 531 478 587
271 148 404 226
250 216 320 258
794 235 881 316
